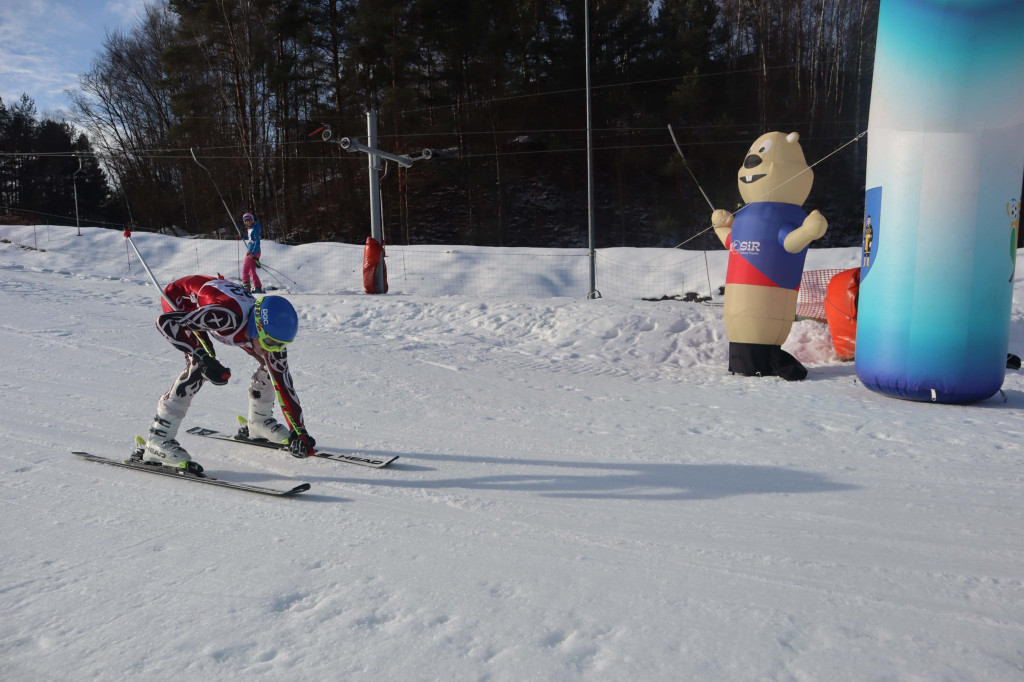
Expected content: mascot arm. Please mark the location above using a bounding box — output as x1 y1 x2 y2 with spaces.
783 209 827 253
712 209 734 247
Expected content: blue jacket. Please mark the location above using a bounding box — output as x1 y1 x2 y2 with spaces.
246 220 262 255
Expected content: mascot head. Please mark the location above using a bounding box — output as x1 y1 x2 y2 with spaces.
737 132 813 205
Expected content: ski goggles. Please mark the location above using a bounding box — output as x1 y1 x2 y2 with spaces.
253 306 292 353
256 333 291 353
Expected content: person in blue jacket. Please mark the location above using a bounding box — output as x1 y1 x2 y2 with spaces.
241 212 263 293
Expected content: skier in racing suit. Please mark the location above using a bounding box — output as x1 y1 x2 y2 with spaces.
140 274 315 471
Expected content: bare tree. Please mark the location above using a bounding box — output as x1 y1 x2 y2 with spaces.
71 4 182 227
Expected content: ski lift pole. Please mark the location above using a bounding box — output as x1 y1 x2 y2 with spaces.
73 154 84 236
668 124 715 212
585 0 599 300
321 119 433 169
367 113 383 267
189 147 247 242
321 111 433 294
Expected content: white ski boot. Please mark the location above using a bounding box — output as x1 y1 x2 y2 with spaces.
143 407 193 468
144 437 192 467
240 367 289 444
245 403 290 444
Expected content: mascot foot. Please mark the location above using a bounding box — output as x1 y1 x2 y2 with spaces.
729 343 807 381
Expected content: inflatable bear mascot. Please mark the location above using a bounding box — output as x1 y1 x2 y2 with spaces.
711 131 827 380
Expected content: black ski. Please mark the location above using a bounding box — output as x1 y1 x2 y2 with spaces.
71 451 311 497
186 424 399 468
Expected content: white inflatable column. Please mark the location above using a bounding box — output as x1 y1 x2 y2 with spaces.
856 0 1024 403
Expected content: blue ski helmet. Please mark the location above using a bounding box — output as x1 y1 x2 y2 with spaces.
248 295 298 352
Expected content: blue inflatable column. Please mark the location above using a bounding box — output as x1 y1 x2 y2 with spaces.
856 0 1024 403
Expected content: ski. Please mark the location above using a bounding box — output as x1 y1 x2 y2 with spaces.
186 424 399 469
71 451 311 497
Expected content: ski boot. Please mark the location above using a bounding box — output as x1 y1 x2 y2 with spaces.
238 369 289 444
138 409 204 474
237 406 289 444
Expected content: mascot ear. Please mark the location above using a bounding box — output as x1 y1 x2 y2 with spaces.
786 132 800 144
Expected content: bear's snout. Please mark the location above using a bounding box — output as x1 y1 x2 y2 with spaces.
743 155 762 169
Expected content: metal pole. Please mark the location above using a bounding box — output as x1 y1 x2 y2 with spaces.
123 231 175 310
668 124 715 211
584 1 599 299
366 111 385 293
73 155 83 236
124 230 214 355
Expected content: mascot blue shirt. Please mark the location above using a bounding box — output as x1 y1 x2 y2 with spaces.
726 202 810 290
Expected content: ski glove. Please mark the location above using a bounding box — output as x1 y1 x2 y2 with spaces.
287 429 316 458
254 259 261 269
191 348 231 385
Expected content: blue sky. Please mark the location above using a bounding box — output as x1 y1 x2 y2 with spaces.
0 0 149 117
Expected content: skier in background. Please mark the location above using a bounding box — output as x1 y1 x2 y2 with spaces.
138 274 316 472
241 212 263 294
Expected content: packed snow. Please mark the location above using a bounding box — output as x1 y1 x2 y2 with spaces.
2 227 1023 681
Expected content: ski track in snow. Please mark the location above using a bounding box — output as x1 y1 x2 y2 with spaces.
2 233 1024 681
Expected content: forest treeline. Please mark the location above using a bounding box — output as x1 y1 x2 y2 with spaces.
0 96 111 229
2 0 879 249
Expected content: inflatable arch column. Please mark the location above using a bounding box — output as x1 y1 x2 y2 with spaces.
856 0 1024 403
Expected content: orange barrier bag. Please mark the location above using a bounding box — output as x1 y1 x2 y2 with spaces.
824 268 860 360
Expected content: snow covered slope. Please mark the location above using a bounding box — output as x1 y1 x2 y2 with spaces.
2 232 1023 680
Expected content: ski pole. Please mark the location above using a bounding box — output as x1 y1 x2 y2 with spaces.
123 229 214 355
258 260 298 286
251 260 287 292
